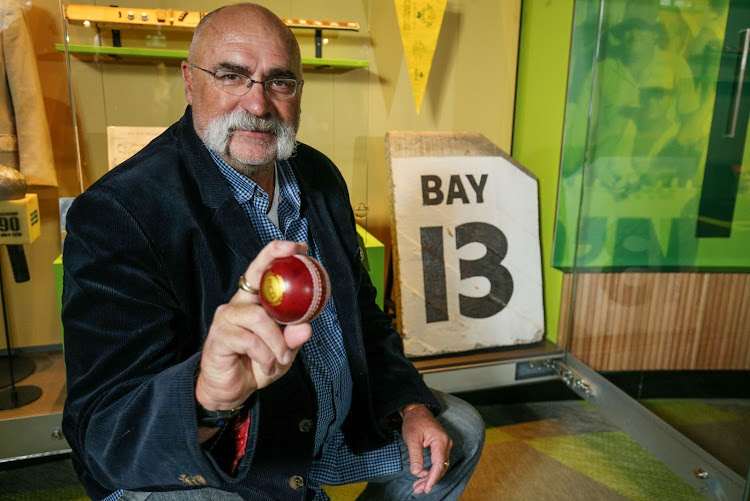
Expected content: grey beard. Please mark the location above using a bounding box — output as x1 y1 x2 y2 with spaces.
202 111 297 170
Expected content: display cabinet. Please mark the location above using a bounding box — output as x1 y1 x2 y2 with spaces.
1 0 376 462
58 1 372 207
552 0 750 498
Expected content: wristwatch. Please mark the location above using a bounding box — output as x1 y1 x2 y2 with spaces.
196 402 244 428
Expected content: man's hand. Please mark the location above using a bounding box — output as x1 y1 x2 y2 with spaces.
196 240 312 413
401 405 453 495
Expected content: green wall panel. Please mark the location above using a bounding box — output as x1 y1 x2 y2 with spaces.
553 0 750 271
513 0 575 344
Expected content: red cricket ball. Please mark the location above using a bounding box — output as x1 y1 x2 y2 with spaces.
259 255 331 325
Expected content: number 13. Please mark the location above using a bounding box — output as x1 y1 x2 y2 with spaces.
420 222 513 323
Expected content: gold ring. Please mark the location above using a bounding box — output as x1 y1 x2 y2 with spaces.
238 274 259 295
444 461 450 468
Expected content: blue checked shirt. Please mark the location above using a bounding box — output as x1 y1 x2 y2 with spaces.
211 151 402 498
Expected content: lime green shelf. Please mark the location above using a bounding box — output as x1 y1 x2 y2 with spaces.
54 44 369 70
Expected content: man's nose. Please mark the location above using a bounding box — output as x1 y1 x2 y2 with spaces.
240 81 272 116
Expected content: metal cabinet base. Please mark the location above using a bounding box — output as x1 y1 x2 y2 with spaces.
0 412 70 463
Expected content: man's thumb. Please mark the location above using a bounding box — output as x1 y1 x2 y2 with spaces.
283 323 312 351
406 438 423 475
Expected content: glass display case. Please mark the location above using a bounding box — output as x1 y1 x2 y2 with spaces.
0 0 376 462
59 1 372 211
555 0 750 498
0 0 69 462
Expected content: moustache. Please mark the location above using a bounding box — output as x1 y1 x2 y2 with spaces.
222 112 283 136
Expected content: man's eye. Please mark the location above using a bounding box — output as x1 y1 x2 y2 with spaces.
215 72 244 82
270 79 293 88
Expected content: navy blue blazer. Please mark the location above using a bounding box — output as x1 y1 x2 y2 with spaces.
62 108 439 500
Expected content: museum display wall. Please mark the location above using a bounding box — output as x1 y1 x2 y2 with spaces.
1 1 748 491
6 0 748 369
3 0 747 372
1 0 522 351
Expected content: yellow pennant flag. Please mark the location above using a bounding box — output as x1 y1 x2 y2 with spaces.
394 0 447 114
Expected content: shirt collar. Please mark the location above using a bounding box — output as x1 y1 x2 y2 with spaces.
208 147 301 217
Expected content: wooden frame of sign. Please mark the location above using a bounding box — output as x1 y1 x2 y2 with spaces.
385 131 545 357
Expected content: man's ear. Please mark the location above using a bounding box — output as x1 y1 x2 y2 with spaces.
181 61 193 104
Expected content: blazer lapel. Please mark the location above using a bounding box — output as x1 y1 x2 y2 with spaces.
177 108 265 269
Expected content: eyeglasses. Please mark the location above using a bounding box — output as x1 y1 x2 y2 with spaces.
187 61 303 100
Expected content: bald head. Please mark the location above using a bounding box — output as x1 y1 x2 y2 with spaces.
189 4 301 76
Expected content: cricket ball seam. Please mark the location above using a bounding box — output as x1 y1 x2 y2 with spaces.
291 254 324 325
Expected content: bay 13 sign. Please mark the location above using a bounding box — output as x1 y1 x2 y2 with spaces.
388 146 544 357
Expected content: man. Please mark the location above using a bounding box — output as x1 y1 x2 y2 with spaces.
62 4 484 500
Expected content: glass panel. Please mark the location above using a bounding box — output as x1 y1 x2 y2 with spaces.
0 0 68 456
556 0 750 270
560 0 750 495
60 0 372 224
0 0 374 461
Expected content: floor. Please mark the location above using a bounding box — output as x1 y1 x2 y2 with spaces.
0 351 66 419
0 352 748 500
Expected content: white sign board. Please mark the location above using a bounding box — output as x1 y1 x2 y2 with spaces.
107 126 166 170
390 155 544 357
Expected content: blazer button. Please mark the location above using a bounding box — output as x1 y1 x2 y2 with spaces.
298 418 313 432
178 474 207 486
289 475 305 489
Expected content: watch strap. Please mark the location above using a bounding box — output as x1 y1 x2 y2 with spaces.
196 402 244 428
